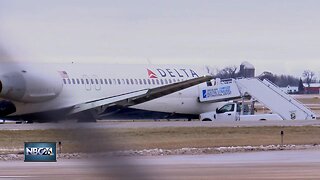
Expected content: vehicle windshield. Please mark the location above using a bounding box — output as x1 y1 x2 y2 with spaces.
217 104 235 113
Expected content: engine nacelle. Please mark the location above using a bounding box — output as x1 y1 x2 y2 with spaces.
0 70 63 103
0 100 16 116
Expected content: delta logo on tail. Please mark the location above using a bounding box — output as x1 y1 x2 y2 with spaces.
147 69 158 78
147 68 199 78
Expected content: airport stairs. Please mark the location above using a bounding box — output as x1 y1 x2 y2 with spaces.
199 78 316 120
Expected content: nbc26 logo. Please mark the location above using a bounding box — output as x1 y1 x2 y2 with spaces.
24 142 57 162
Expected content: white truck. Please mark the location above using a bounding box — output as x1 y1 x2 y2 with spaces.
200 102 283 121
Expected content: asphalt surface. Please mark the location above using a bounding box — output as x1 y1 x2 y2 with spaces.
1 150 320 179
1 120 320 130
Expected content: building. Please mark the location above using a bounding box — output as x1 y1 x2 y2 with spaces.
280 86 299 94
239 61 255 78
303 83 320 94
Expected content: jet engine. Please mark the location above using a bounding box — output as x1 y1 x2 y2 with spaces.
0 100 16 116
0 70 63 103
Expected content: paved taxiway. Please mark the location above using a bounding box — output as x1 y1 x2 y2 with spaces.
1 150 320 179
1 120 320 130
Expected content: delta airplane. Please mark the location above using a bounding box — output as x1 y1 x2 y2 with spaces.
0 63 223 122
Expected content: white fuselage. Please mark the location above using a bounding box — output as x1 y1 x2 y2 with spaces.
0 63 222 119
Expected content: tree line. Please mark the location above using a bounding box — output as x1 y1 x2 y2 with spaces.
214 66 317 90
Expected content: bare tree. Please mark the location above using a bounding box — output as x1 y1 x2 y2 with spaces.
258 71 277 84
258 71 300 88
298 78 304 94
215 66 238 79
302 70 315 88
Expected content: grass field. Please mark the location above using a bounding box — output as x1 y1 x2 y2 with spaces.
1 126 320 153
296 95 320 104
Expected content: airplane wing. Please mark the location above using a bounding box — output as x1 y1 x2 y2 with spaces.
68 75 213 116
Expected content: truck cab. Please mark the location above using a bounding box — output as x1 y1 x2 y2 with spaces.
215 103 240 121
200 102 283 121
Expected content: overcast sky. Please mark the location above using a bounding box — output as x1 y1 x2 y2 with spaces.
1 0 320 77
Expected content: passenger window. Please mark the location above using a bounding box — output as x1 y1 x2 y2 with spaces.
86 79 89 84
173 79 176 83
164 79 168 84
72 79 76 84
156 79 159 85
81 79 85 84
63 79 67 84
139 79 143 85
117 79 121 84
126 79 130 84
100 79 104 84
218 104 235 113
160 79 164 85
104 79 108 84
68 79 71 84
143 79 147 84
152 79 155 85
135 79 138 84
147 79 151 84
168 79 172 84
109 79 112 84
95 79 99 84
130 79 134 84
122 79 125 84
91 79 94 84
